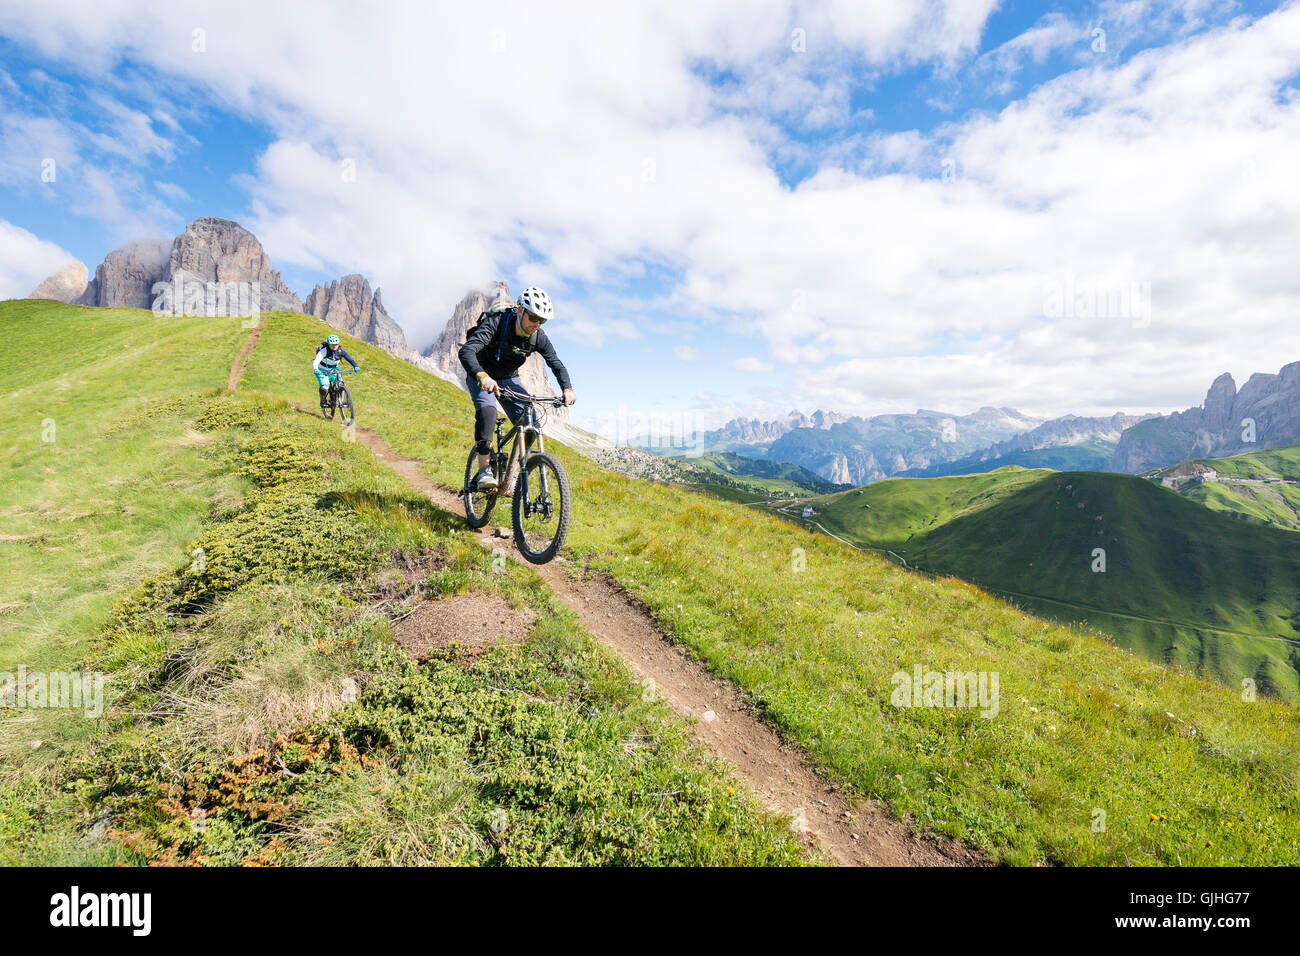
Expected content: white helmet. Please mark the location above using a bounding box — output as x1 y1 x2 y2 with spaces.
517 286 554 322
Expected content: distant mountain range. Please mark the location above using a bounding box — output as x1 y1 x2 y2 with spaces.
900 413 1156 479
654 361 1300 488
702 409 852 449
657 406 1045 484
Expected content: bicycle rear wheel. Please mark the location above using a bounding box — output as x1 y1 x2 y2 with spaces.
463 446 497 528
512 452 570 564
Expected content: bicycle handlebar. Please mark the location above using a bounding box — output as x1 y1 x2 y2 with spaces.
496 387 566 407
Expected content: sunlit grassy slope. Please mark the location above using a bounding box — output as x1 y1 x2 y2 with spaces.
1 300 249 672
241 308 1300 865
1 300 807 866
1149 445 1300 532
796 468 1300 700
687 451 843 495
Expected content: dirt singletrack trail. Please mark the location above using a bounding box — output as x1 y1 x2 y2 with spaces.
222 331 981 866
227 318 265 392
349 422 985 868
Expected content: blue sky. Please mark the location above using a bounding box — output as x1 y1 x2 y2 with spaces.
2 0 1299 440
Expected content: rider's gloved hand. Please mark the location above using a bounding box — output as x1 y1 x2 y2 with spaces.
563 389 576 406
477 371 499 394
352 365 360 372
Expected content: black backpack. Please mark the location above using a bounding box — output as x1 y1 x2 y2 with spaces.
469 307 537 362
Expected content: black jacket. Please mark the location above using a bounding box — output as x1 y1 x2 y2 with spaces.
458 308 572 391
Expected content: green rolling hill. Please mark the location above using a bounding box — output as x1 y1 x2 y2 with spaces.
685 451 845 497
798 467 1300 699
1147 445 1300 532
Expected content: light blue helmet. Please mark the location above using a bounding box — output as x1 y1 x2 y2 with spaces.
327 334 340 346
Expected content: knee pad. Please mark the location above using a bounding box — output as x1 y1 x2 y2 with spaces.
475 405 497 453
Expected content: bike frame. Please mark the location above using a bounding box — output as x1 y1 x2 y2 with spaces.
492 388 560 502
494 412 545 499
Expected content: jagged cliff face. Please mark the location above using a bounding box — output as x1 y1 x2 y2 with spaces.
76 239 172 309
28 261 88 303
424 282 511 379
74 220 303 313
971 412 1156 462
305 274 407 354
713 409 849 446
36 217 425 357
1110 362 1300 472
167 217 302 312
422 282 568 421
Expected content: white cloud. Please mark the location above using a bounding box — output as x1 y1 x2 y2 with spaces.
0 218 79 300
674 344 703 363
0 78 185 242
1 0 1296 424
156 180 190 201
734 356 774 373
0 0 1000 352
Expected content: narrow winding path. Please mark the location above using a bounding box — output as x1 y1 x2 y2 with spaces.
354 425 984 867
227 318 265 391
229 328 983 866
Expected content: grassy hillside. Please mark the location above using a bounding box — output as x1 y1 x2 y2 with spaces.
235 308 1300 865
801 468 1300 699
0 300 807 866
7 300 1300 866
1 300 249 674
688 451 843 494
1149 445 1300 532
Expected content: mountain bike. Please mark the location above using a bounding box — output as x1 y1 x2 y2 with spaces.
322 367 356 426
463 387 571 564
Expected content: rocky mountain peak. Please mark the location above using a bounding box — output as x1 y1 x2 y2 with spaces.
1202 372 1237 431
76 239 172 309
47 216 420 356
1110 361 1300 472
305 273 407 354
421 281 568 421
167 218 302 313
28 261 88 303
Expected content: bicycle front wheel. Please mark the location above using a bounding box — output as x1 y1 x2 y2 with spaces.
338 383 355 426
463 446 497 529
512 452 571 564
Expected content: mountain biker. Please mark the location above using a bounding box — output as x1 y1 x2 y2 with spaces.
459 286 575 491
313 333 360 414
